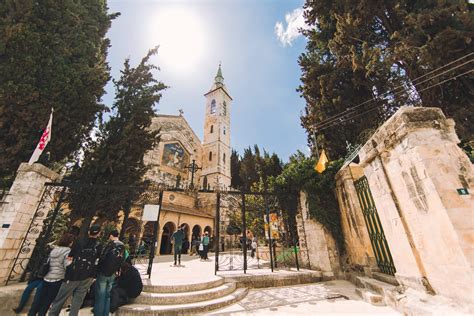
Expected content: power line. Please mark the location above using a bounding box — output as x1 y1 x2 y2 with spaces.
312 53 474 131
315 68 474 132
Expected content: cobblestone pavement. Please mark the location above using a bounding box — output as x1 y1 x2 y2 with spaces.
211 280 401 315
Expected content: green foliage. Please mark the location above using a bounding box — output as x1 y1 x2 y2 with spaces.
271 152 345 253
299 0 474 158
233 145 283 191
0 0 119 180
67 47 167 236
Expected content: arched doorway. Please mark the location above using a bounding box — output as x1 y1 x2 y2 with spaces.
160 222 176 255
141 221 155 255
204 225 212 236
181 223 190 254
192 225 202 240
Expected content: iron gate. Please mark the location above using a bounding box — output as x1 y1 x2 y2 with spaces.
214 191 307 273
354 176 396 275
6 182 163 284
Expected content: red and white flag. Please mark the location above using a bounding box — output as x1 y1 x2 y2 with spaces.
28 109 53 165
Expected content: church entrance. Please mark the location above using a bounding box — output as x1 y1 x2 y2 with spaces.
160 221 176 255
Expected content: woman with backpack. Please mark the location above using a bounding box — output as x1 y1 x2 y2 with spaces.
27 233 76 316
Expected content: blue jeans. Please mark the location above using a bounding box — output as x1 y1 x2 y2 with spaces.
17 279 43 312
94 274 115 316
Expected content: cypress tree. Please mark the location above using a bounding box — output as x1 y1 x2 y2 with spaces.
0 0 118 181
68 47 167 236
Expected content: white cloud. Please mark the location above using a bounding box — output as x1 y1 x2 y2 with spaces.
274 7 309 47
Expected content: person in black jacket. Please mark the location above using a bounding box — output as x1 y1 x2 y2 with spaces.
110 262 143 313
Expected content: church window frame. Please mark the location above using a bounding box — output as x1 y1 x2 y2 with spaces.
209 151 212 161
223 126 226 135
210 99 216 114
222 101 227 116
223 153 226 163
210 125 214 133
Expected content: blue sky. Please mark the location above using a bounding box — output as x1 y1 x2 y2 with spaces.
104 0 309 162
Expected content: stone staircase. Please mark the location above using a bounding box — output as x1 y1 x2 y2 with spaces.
117 278 248 315
354 272 399 307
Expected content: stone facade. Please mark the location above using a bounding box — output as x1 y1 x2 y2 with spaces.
358 107 473 306
335 164 376 270
0 163 59 284
297 191 340 277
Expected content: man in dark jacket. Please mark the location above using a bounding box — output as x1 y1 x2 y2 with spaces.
49 225 102 316
110 262 143 313
94 229 125 316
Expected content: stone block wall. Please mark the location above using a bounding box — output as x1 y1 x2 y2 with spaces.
297 191 340 275
335 164 376 270
359 106 473 306
0 163 59 284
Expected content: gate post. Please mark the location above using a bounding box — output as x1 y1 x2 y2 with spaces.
0 163 59 284
214 192 220 274
147 190 163 278
241 193 247 273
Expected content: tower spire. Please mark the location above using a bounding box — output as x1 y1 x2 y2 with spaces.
214 63 224 86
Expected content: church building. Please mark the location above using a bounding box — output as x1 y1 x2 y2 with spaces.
138 65 232 255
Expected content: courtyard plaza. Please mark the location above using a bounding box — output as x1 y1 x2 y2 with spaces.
61 254 401 315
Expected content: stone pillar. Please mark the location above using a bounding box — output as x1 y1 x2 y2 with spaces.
0 163 59 284
298 191 340 277
335 164 376 270
359 106 473 305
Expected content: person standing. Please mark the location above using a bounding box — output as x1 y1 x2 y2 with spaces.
28 233 75 316
201 231 210 260
48 225 102 316
171 225 185 266
94 229 125 316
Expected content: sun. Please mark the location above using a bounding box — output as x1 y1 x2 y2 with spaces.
149 7 207 73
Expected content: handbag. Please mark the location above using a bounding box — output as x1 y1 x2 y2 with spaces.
198 243 204 251
36 257 50 279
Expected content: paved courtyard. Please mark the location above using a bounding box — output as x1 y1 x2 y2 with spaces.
210 280 400 315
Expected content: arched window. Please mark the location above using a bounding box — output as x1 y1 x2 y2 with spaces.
210 99 216 114
209 151 212 161
223 153 226 163
222 101 227 116
210 125 213 133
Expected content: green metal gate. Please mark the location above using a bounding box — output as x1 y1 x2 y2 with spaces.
354 176 396 275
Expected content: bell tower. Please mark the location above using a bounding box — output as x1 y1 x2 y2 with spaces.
201 64 232 189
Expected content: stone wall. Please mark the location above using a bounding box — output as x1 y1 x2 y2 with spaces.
0 163 59 284
297 191 340 277
358 106 473 306
335 164 376 271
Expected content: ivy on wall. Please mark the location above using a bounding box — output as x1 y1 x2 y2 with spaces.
270 152 345 253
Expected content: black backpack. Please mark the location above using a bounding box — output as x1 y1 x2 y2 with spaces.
66 240 99 281
99 241 125 277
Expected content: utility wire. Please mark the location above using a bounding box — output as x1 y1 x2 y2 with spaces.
312 53 474 131
315 68 474 132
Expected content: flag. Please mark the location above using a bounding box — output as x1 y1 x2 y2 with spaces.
28 109 53 165
315 149 328 173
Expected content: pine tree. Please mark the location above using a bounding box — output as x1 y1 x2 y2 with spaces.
0 0 118 181
68 47 167 236
299 0 473 157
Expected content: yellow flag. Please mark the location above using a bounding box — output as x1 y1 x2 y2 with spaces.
315 150 329 173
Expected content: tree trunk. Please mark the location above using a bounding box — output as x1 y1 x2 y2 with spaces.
79 215 93 241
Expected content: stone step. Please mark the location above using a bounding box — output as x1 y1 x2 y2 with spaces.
143 278 224 293
117 287 248 315
355 276 396 296
134 282 237 305
355 288 386 306
372 272 399 286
